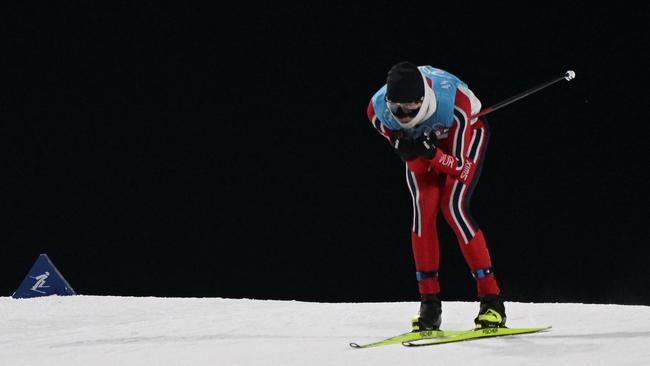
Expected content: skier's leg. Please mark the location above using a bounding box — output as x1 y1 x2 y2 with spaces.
405 159 442 296
406 158 444 330
439 121 500 296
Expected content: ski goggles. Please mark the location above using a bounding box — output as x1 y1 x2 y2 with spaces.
386 98 423 118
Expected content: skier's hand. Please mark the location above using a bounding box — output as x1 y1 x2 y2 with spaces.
429 151 476 184
413 132 438 160
389 132 418 162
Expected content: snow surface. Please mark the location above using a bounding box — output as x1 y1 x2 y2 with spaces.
1 296 649 366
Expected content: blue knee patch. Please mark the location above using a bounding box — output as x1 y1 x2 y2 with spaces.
416 271 439 281
471 267 493 279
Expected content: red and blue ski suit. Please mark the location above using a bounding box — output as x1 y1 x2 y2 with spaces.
366 66 500 297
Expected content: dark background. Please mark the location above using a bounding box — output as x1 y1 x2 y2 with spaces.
3 3 649 305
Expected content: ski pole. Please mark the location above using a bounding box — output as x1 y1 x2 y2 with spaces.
473 70 576 119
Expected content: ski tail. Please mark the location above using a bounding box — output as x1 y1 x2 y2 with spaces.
349 329 465 349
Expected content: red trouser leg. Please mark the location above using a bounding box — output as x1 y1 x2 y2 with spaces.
439 123 500 296
405 160 441 295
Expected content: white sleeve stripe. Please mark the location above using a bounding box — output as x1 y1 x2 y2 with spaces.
468 128 486 161
379 122 391 141
457 84 482 124
371 116 391 141
453 107 468 169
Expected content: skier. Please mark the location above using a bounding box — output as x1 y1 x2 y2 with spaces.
366 62 506 330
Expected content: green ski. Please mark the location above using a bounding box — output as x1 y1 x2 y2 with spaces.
349 329 466 349
402 326 551 347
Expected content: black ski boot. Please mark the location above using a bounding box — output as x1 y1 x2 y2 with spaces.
411 294 442 331
474 294 507 329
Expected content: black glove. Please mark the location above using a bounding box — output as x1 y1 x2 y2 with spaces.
412 132 438 160
389 132 418 162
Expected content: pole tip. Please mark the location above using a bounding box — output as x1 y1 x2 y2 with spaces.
564 70 576 81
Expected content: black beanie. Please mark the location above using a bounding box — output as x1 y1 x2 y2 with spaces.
386 62 424 103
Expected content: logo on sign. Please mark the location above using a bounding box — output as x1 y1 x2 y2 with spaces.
29 272 51 294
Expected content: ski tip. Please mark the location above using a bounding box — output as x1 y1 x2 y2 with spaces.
530 325 552 331
349 342 362 349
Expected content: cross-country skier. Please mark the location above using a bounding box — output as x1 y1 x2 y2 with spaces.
366 61 506 330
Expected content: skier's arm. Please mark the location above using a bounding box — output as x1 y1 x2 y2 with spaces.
366 100 391 142
367 100 419 162
427 85 478 181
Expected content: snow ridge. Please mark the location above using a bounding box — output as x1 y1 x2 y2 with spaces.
1 296 648 366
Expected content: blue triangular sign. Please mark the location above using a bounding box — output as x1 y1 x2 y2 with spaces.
12 254 76 299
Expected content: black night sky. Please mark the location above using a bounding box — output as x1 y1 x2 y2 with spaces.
3 3 649 305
